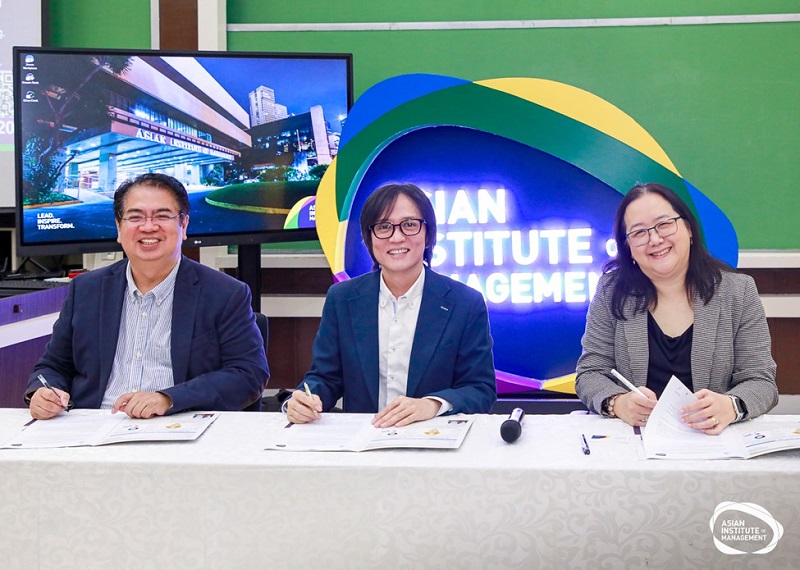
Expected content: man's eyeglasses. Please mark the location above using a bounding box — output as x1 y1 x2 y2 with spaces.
120 213 182 226
626 216 682 247
370 218 426 239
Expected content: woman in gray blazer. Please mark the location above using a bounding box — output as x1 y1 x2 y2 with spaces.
576 183 777 434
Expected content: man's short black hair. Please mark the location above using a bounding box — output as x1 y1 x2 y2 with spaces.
113 173 190 220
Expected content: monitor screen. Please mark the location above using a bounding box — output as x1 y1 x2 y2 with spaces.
13 47 353 255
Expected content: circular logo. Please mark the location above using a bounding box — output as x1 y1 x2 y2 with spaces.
709 501 784 555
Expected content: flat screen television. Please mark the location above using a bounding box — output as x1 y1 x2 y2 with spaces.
13 46 353 256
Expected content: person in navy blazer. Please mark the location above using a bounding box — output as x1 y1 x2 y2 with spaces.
287 183 496 427
26 173 268 419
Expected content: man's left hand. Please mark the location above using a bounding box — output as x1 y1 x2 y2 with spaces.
372 396 441 428
112 391 172 418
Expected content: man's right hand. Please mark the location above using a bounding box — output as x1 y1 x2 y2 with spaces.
29 386 71 420
286 389 322 424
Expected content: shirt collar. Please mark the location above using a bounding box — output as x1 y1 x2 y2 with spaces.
379 267 425 308
125 258 181 304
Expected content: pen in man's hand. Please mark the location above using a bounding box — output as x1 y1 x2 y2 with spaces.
38 374 69 412
303 382 320 417
581 433 591 455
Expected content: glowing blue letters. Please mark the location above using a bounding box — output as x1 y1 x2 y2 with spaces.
427 187 605 306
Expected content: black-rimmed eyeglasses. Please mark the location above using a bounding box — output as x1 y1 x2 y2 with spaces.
626 216 682 247
370 218 426 239
120 213 182 226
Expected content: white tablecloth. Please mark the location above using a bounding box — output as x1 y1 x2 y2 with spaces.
0 409 798 569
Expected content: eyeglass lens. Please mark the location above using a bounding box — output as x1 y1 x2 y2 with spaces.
628 218 679 245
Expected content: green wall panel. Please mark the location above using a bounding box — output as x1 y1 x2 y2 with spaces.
228 20 799 249
228 1 800 24
45 1 799 248
48 0 150 49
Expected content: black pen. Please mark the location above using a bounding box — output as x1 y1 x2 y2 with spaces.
38 374 69 412
581 433 591 455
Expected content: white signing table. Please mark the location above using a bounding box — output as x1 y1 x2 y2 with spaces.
0 409 798 569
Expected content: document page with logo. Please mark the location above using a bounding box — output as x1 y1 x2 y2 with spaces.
732 416 800 458
643 377 800 459
265 415 473 452
0 410 219 449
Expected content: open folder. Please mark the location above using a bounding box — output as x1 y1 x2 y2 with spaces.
1 410 219 449
643 376 800 460
265 415 473 452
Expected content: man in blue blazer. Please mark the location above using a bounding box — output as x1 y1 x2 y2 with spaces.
287 183 496 427
26 173 268 419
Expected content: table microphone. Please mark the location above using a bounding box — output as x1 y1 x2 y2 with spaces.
500 408 525 443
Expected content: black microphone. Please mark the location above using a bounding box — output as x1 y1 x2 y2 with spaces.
500 408 525 443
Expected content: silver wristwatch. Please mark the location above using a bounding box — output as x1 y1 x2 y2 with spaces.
729 395 747 423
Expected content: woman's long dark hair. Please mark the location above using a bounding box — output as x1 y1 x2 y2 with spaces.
604 182 732 320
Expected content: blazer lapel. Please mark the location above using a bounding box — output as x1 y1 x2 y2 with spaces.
691 292 720 390
348 274 380 407
98 264 127 399
623 303 649 384
408 270 452 395
170 258 199 384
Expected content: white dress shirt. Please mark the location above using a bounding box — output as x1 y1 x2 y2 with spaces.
378 269 452 415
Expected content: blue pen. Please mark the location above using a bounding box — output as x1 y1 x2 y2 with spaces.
38 374 69 412
581 433 591 455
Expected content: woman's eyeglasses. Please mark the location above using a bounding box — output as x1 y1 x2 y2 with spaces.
626 216 682 247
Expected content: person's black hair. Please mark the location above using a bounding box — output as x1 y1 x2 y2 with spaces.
113 173 190 221
360 183 437 271
604 182 732 319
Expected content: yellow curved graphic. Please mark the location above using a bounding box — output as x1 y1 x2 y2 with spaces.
476 78 679 175
315 159 341 269
542 373 578 395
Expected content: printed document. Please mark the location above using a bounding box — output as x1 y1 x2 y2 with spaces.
265 415 473 452
643 376 800 459
1 410 219 449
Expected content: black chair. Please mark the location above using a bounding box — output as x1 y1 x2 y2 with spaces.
255 312 269 353
243 313 270 411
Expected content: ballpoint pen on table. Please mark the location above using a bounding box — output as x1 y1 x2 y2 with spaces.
581 434 591 455
37 374 69 412
610 369 648 399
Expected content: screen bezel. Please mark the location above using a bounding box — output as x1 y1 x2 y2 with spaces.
13 46 353 256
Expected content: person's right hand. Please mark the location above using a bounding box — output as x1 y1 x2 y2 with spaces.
613 387 657 427
286 389 322 424
29 386 71 420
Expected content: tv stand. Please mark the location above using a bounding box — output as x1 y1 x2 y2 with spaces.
16 257 50 273
237 244 262 312
8 256 66 279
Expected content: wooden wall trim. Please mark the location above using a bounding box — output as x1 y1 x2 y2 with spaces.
159 0 198 50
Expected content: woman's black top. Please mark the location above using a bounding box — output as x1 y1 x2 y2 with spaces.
646 312 694 398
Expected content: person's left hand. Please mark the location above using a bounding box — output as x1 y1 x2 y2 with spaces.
680 389 737 435
112 391 172 419
372 396 441 428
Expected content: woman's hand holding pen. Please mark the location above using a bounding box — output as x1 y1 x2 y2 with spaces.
286 388 322 424
29 387 71 420
613 387 657 427
679 389 737 435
